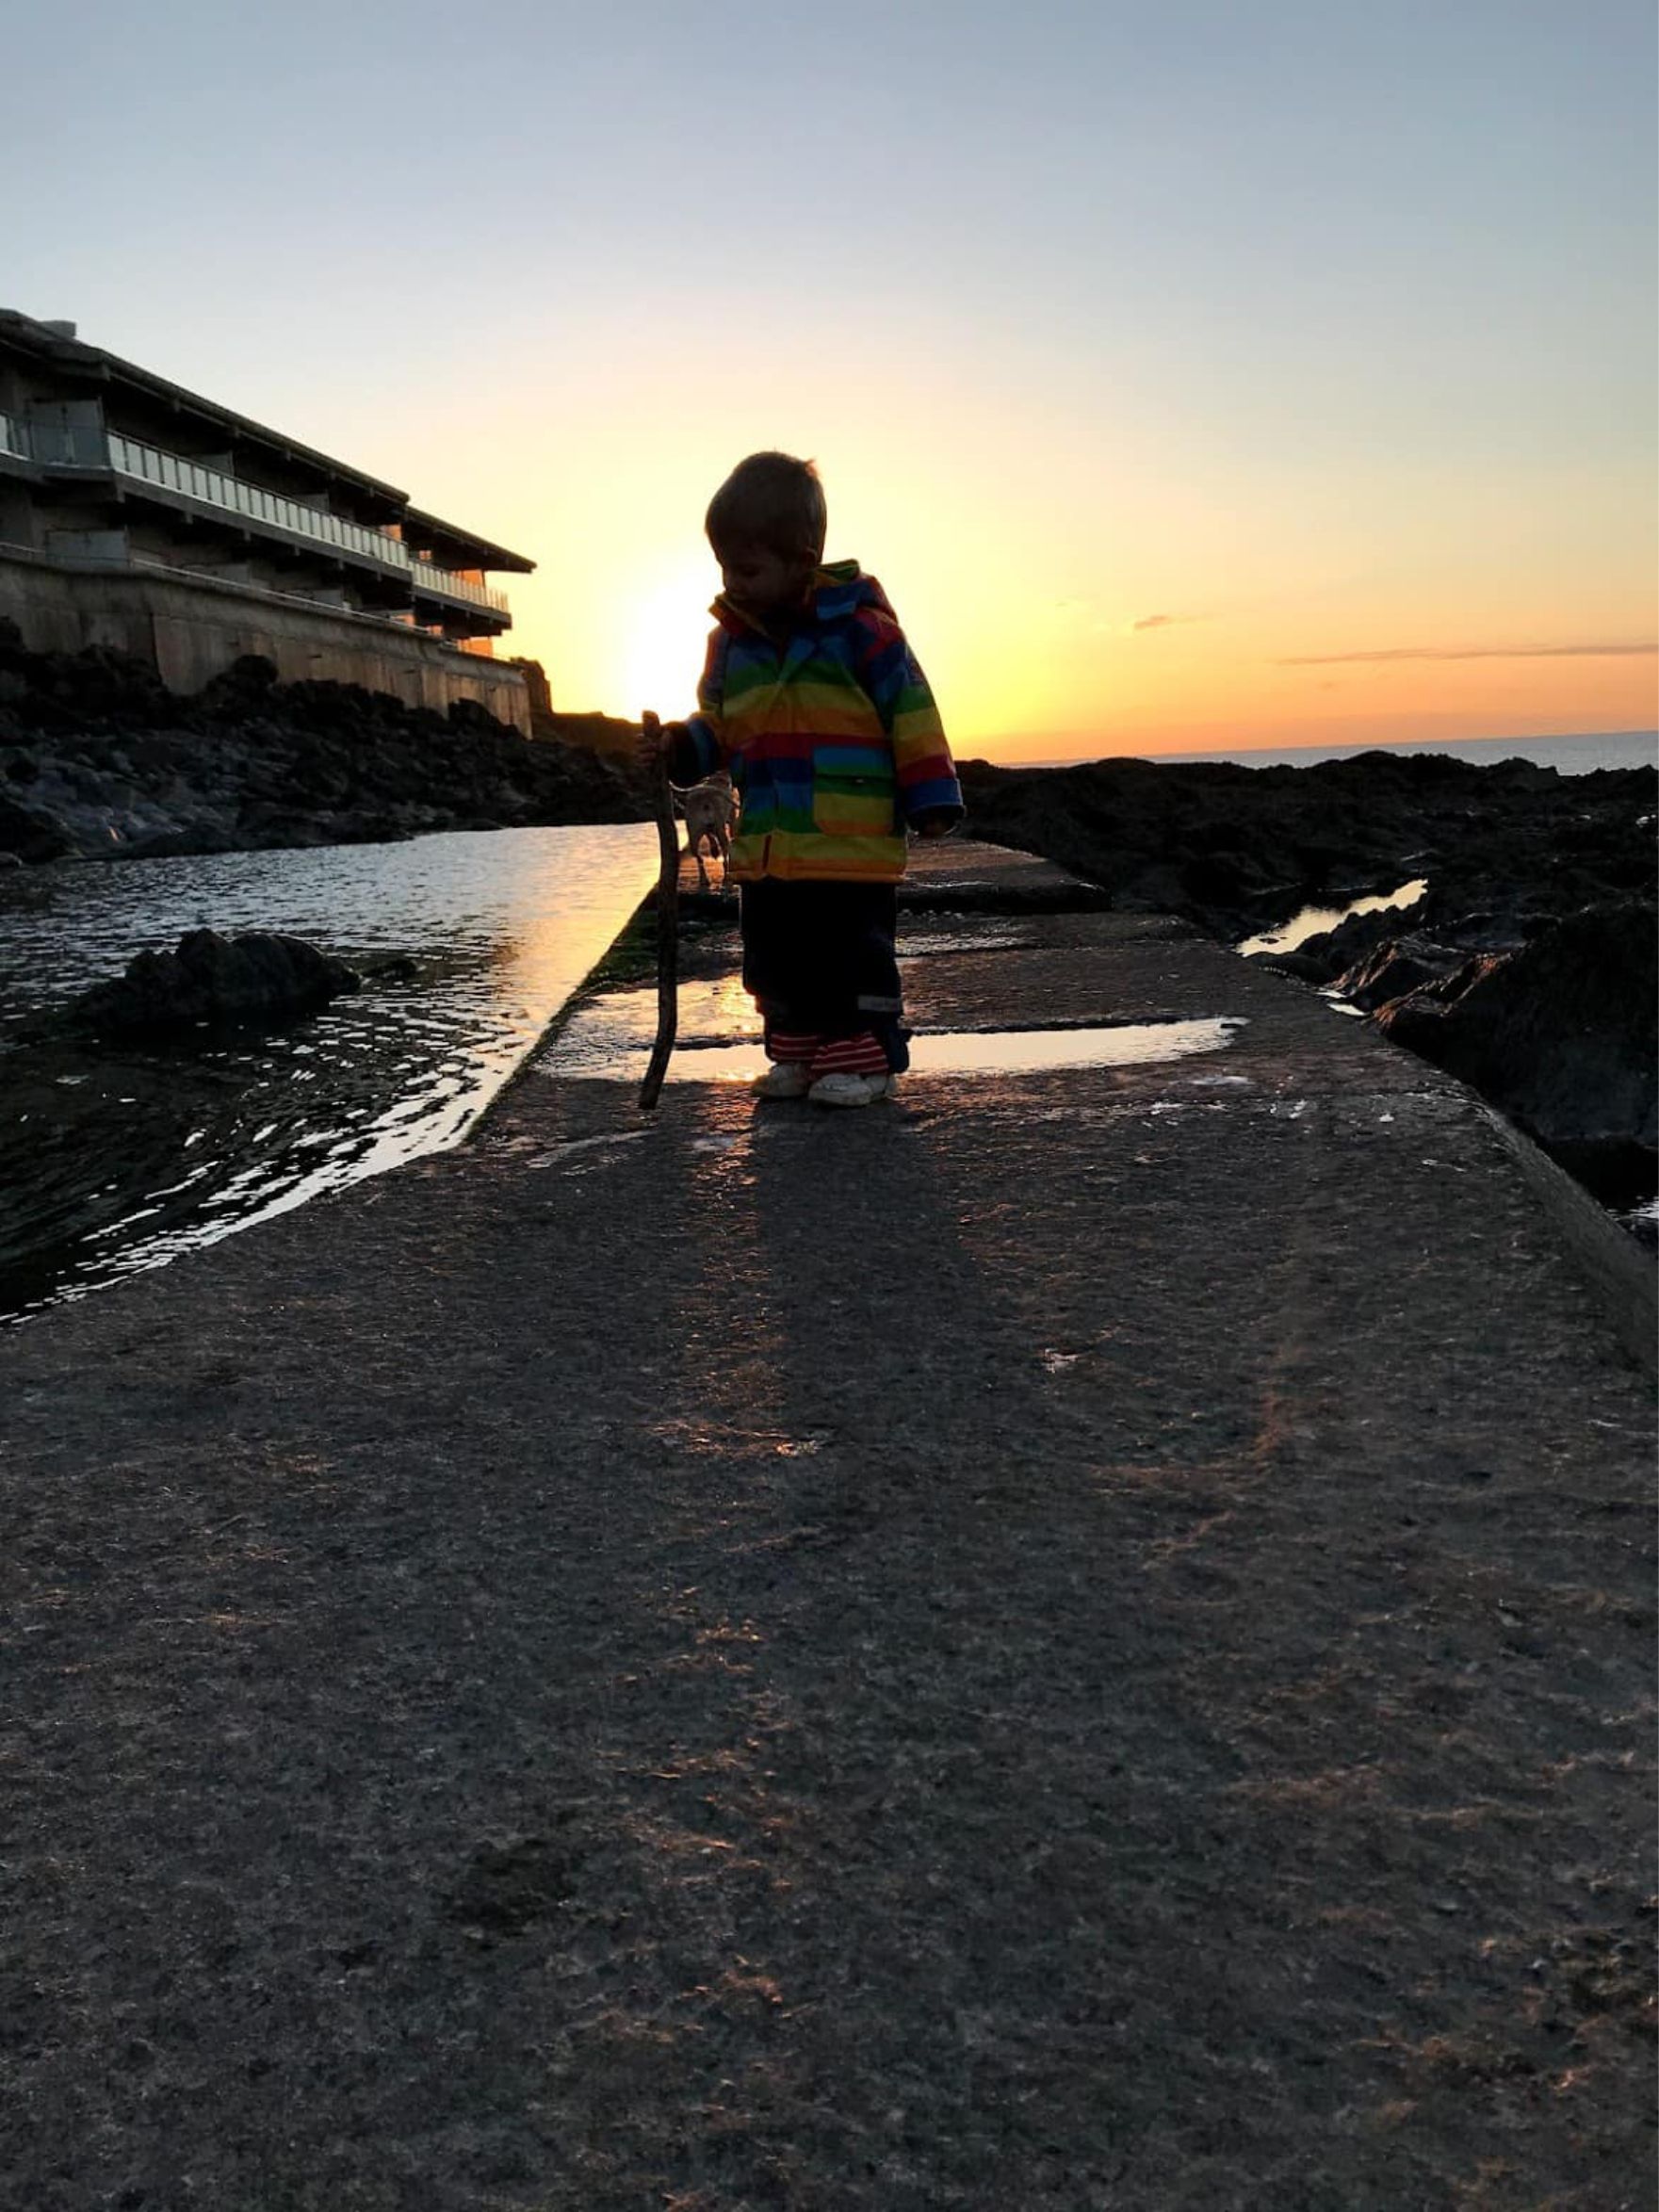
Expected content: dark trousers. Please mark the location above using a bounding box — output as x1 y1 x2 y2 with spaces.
740 879 909 1072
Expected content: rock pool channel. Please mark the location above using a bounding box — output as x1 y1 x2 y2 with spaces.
0 823 657 1324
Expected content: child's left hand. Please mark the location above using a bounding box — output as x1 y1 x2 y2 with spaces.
633 717 678 773
910 809 960 839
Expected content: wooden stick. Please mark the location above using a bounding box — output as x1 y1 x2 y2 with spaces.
638 710 678 1112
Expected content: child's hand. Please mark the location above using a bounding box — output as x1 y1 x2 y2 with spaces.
910 808 960 839
633 716 675 773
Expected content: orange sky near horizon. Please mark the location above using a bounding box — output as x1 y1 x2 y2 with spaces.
374 335 1657 765
9 2 1651 767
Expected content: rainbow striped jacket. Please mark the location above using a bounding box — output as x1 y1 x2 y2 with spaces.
672 561 962 885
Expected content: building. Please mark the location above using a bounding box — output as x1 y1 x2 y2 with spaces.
0 309 535 729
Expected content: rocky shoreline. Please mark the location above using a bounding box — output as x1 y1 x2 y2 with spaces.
959 749 1657 1217
4 631 1651 1222
0 626 644 865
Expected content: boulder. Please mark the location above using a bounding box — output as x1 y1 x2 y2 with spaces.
1335 934 1462 1013
0 791 77 862
64 930 362 1038
1374 903 1657 1170
197 654 280 711
1293 897 1428 983
1257 950 1332 984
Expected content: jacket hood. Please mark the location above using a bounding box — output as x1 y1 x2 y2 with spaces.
808 560 895 622
712 560 894 634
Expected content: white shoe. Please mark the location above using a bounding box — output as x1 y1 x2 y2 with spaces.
752 1062 812 1100
808 1070 898 1108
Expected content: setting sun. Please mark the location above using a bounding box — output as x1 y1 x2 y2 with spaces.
620 557 715 727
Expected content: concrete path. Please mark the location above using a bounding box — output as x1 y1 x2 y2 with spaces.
2 843 1652 2211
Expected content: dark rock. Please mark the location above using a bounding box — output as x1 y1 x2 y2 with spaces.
197 654 279 708
959 751 1652 949
960 748 1656 1211
1337 935 1461 1013
1374 903 1656 1168
236 805 334 848
1179 843 1277 906
1294 899 1427 981
1257 951 1332 984
63 930 363 1037
0 792 77 862
0 639 649 864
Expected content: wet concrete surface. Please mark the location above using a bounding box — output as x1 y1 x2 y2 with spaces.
1 842 1653 2209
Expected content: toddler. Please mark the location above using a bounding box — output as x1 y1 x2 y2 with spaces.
643 451 961 1106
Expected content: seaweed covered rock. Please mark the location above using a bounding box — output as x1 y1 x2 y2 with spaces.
64 930 362 1037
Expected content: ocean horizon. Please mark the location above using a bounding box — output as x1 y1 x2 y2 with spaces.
1005 729 1659 777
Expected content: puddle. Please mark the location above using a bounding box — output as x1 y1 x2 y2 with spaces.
545 1016 1245 1085
553 976 760 1066
1238 878 1427 958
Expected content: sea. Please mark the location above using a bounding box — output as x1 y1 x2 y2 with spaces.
0 823 659 1325
1021 729 1658 776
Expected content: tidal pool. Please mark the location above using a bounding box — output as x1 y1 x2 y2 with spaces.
1238 878 1427 959
0 823 657 1323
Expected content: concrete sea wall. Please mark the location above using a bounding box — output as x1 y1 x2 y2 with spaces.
0 548 529 729
1 840 1651 2204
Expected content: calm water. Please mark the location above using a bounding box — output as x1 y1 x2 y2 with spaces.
0 824 658 1324
546 973 1247 1083
1237 878 1428 958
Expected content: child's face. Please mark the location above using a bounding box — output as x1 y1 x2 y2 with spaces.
717 542 816 618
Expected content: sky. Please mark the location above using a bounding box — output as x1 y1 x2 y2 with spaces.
2 0 1654 763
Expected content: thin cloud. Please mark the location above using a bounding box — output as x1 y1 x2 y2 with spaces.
1132 612 1200 632
1279 642 1659 666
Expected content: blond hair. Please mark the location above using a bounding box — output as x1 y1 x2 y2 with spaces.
705 451 826 560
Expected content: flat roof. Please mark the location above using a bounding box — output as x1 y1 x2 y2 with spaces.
0 309 535 574
404 507 536 576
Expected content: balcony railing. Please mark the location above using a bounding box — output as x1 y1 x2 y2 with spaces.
108 431 402 562
406 552 504 612
105 434 509 614
6 415 509 616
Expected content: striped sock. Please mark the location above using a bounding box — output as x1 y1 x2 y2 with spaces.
766 1030 820 1066
808 1031 890 1079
